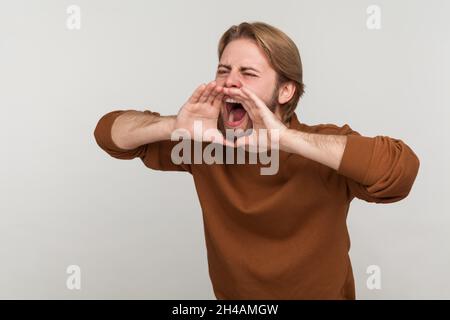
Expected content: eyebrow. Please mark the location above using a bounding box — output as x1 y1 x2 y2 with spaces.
217 64 261 74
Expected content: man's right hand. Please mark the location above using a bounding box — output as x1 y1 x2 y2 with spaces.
106 81 232 151
174 81 232 146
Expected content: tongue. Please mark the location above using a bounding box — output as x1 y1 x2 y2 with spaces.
229 108 246 122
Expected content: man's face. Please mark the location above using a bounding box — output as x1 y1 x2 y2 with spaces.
215 38 280 133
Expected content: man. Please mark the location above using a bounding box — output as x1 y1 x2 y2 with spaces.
94 22 420 299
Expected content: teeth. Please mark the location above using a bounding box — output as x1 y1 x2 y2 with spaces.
225 98 240 104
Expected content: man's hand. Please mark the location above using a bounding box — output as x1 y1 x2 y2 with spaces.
223 86 288 151
175 81 232 146
222 86 348 170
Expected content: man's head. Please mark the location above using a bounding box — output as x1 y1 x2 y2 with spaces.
215 22 305 133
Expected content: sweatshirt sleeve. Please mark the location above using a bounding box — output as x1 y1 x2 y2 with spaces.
93 110 191 173
336 125 420 203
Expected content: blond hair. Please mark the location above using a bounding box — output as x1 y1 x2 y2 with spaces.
218 22 305 123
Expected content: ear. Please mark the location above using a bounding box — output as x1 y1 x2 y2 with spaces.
278 81 296 105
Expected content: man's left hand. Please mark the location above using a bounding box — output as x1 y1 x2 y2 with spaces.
223 86 287 151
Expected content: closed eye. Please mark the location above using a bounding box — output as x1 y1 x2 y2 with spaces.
217 70 258 77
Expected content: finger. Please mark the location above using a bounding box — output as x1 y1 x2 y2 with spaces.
239 87 275 123
222 87 261 122
223 87 249 103
237 99 258 122
207 85 222 104
221 137 236 148
204 130 235 148
212 91 225 108
189 83 207 103
235 136 248 149
223 87 256 113
199 81 216 103
230 86 266 112
241 86 266 110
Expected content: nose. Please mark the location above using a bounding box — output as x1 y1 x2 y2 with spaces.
224 70 242 89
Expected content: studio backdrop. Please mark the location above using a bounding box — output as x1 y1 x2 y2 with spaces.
0 0 448 299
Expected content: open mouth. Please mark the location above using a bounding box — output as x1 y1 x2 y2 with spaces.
224 98 247 127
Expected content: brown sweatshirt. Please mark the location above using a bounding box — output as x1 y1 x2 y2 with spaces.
93 109 420 299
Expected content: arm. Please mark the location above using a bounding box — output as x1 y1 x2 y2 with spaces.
93 109 175 159
94 109 193 172
279 129 347 171
95 81 228 154
93 81 227 171
110 110 175 150
220 86 420 203
280 127 421 203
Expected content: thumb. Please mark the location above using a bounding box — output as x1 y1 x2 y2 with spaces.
235 136 247 149
205 130 235 148
220 137 236 148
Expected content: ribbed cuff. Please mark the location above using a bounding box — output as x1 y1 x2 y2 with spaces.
94 110 129 152
337 134 376 185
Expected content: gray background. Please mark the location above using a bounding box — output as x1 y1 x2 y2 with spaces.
0 0 448 299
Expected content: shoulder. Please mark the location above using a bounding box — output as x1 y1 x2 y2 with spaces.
289 113 360 136
298 122 360 136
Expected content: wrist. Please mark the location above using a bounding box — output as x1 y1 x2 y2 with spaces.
158 115 176 140
279 128 297 153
